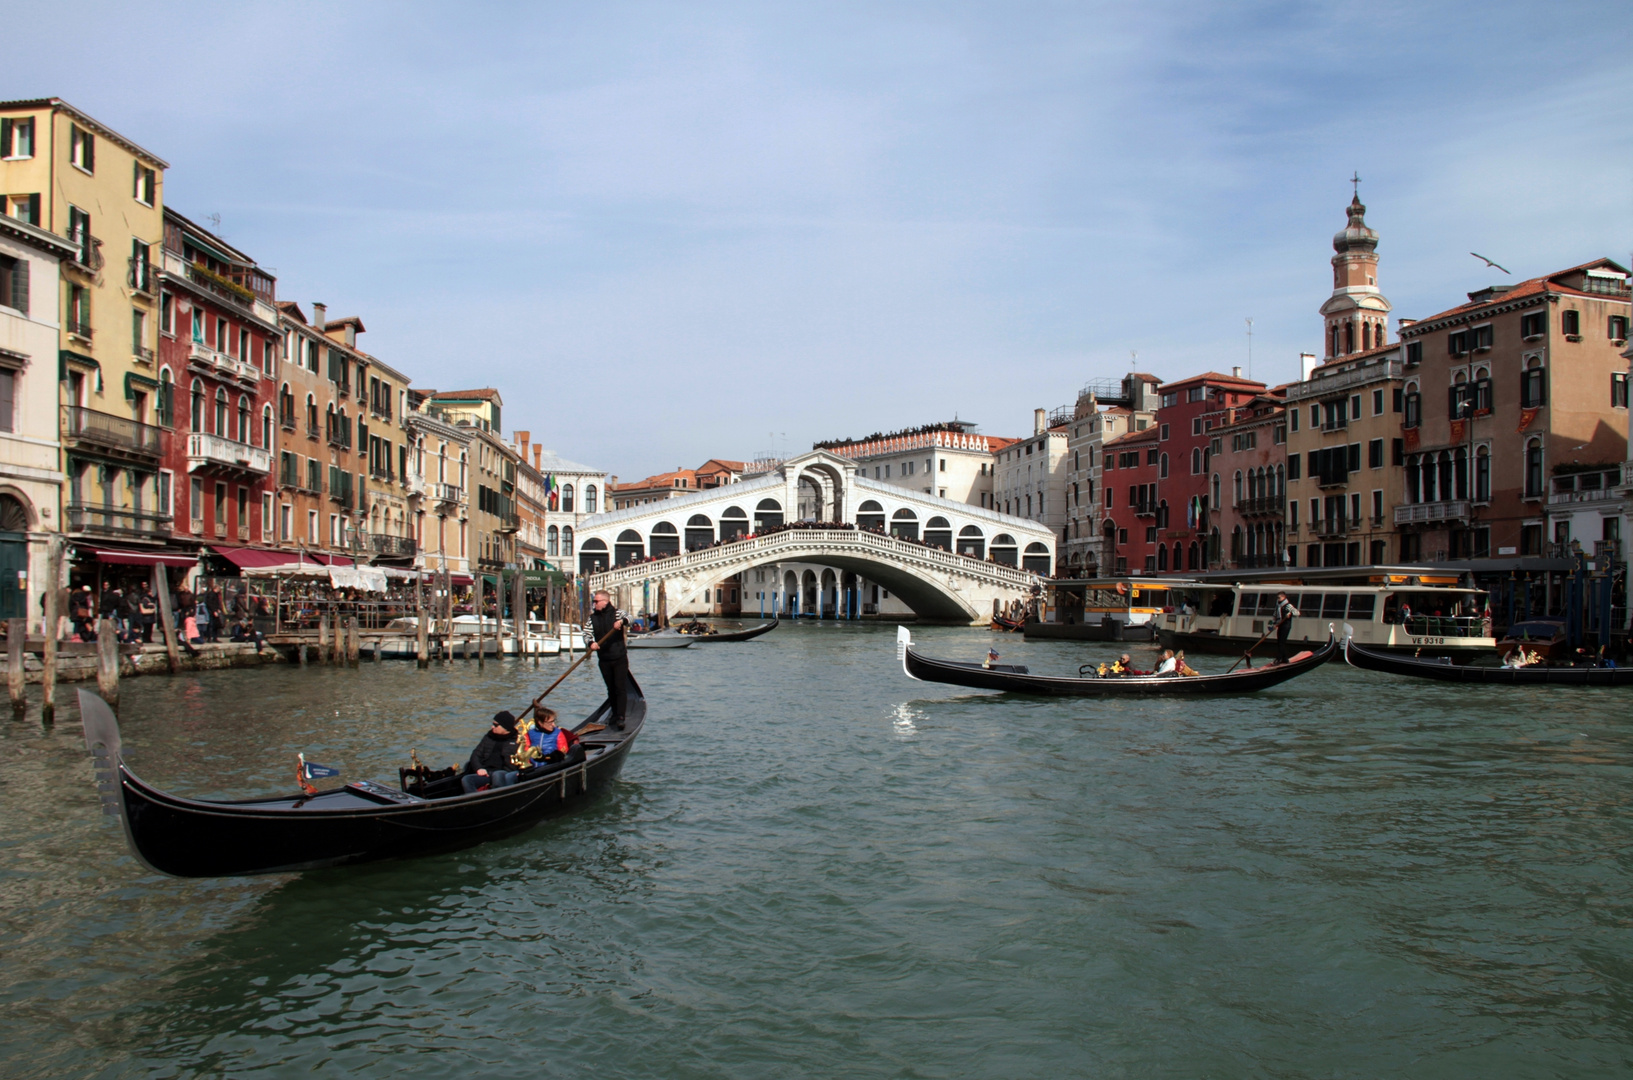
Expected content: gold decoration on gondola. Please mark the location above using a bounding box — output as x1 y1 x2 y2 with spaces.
510 716 544 770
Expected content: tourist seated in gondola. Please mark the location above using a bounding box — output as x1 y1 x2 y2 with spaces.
461 711 521 793
1175 651 1201 677
1155 649 1179 676
1110 653 1150 676
523 708 585 770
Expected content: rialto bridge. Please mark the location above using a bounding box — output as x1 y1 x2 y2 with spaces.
576 451 1054 624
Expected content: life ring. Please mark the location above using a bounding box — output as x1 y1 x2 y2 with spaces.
1115 582 1129 596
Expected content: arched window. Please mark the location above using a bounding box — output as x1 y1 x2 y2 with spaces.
1211 473 1220 510
190 379 204 431
649 521 680 557
990 533 1018 565
1233 470 1243 506
956 524 985 559
924 516 952 550
1275 464 1284 500
753 498 783 531
237 395 250 443
1453 447 1468 500
1403 381 1421 428
856 499 885 532
262 404 273 448
1191 447 1202 474
157 369 175 428
562 526 573 555
615 529 644 565
214 388 228 436
719 505 749 541
584 485 597 514
562 484 574 513
1157 544 1168 572
306 393 317 433
1475 446 1490 502
685 514 713 550
1159 453 1169 479
547 525 559 556
1525 438 1542 497
890 507 919 541
1023 542 1051 574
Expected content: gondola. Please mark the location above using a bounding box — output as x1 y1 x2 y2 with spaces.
79 674 647 878
679 618 778 643
625 633 693 649
1344 638 1633 686
897 626 1336 696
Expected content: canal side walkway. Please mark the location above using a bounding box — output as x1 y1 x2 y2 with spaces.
1 639 287 684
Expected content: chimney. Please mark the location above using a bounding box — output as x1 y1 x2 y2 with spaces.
1300 352 1318 380
311 302 327 330
342 323 356 348
533 445 541 470
514 430 530 456
1033 408 1046 435
1397 318 1416 330
1232 366 1243 378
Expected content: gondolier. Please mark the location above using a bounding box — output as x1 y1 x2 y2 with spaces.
587 590 632 729
1273 591 1298 663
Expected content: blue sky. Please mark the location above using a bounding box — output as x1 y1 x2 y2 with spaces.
7 2 1630 479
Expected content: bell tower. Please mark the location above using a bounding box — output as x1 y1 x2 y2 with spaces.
1319 176 1392 359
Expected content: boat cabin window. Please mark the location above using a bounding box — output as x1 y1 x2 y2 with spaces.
1321 593 1349 619
1347 594 1376 621
1135 589 1168 609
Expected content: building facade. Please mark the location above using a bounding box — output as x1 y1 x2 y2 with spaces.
405 394 471 575
1395 259 1631 566
0 216 76 623
817 421 1010 509
1210 392 1289 569
994 410 1068 566
358 355 418 566
1 100 170 565
273 302 370 559
156 209 277 554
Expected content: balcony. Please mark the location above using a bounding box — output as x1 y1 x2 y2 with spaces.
306 423 321 441
184 262 255 310
1133 500 1157 518
431 482 462 506
132 345 155 364
187 432 271 477
496 513 520 534
1287 358 1402 402
66 503 172 540
66 315 92 339
67 233 104 273
128 258 155 297
189 340 261 386
61 406 162 461
1394 500 1471 526
368 533 417 557
1235 496 1283 518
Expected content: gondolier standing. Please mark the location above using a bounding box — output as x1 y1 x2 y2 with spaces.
587 590 631 729
1273 590 1298 663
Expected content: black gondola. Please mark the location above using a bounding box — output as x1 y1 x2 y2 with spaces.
1343 638 1633 686
79 675 647 878
897 626 1336 696
672 618 779 643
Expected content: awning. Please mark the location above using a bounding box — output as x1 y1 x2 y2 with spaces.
327 565 388 592
210 545 297 570
80 545 198 568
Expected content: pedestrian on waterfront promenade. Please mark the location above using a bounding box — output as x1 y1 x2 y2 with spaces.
135 584 157 643
1273 591 1298 663
204 587 224 643
586 589 631 729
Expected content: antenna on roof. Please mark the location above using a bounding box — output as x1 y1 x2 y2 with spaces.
1245 318 1253 380
1130 350 1137 370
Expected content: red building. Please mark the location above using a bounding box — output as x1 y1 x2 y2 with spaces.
155 209 277 555
1100 425 1163 573
1153 370 1267 573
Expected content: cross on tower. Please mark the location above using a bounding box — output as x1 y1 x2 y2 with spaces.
1351 171 1361 196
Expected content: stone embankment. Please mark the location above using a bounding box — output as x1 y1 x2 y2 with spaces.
1 641 285 685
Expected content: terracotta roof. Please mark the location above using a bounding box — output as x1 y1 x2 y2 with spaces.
276 301 307 324
1158 371 1266 392
1405 258 1630 327
432 388 502 401
323 316 366 333
1312 341 1398 371
611 468 699 492
697 459 747 472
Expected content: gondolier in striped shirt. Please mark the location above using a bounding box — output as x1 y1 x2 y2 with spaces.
587 590 631 729
1273 591 1298 663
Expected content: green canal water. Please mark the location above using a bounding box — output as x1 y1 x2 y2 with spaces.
1 623 1630 1078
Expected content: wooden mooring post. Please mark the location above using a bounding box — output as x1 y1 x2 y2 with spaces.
151 562 179 674
8 618 25 715
476 576 486 670
318 614 331 665
96 618 119 710
416 596 429 669
41 538 61 723
346 616 360 666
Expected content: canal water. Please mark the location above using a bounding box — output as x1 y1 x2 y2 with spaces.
2 623 1630 1078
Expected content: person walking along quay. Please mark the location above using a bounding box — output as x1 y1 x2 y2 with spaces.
586 589 631 729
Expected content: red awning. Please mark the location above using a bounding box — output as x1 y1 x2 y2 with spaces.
449 573 474 585
82 546 199 568
211 545 295 569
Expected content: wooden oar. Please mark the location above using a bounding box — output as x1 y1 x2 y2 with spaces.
514 624 624 722
1224 617 1284 674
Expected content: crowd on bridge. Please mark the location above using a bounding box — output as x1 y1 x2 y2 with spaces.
604 519 1034 572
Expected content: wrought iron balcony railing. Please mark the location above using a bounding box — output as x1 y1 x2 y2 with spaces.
66 503 173 539
61 406 162 456
187 432 272 476
1394 500 1470 526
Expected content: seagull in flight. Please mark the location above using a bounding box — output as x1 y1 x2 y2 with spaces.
1470 252 1511 274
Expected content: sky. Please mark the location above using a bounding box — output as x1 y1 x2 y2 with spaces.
6 1 1631 480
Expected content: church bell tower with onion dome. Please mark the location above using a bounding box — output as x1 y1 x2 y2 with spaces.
1319 177 1392 359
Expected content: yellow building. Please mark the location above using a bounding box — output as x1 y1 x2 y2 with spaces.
1 99 170 558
